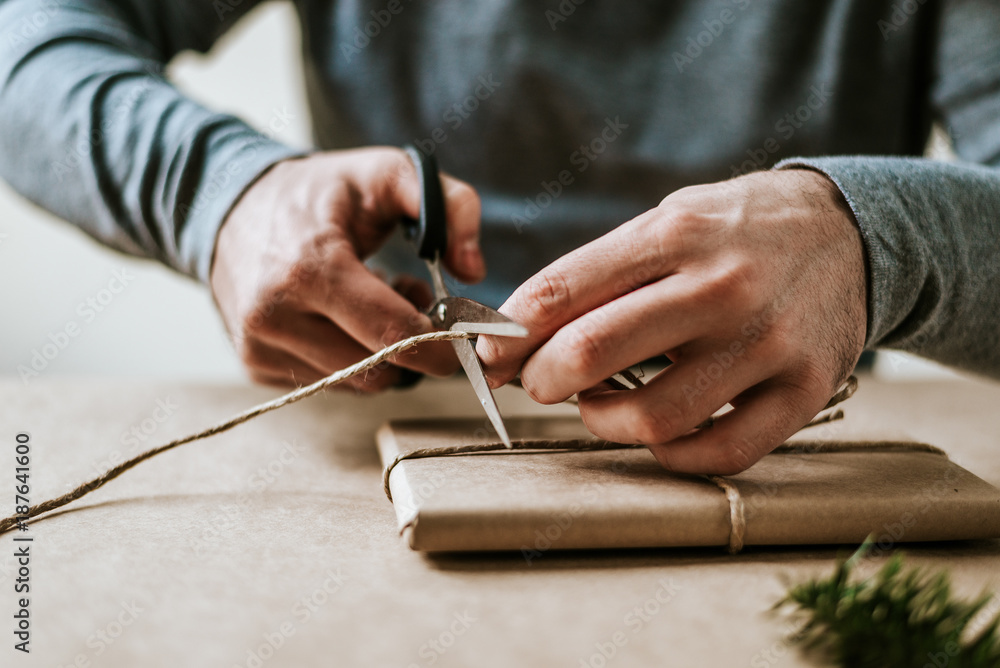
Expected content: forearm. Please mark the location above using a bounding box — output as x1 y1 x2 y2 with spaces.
0 0 301 280
777 156 1000 378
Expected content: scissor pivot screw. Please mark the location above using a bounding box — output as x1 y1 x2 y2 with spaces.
436 302 448 322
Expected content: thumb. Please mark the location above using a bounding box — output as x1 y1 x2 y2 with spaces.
369 148 485 283
438 173 486 283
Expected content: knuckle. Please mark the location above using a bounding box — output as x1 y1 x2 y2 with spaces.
649 206 700 270
284 241 347 295
709 437 758 475
657 184 699 209
784 364 835 408
281 258 321 292
634 399 686 445
366 147 419 216
656 200 699 237
518 269 572 327
701 260 755 308
755 318 792 351
558 323 609 380
617 223 668 289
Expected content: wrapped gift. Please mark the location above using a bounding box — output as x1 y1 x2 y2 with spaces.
378 417 1000 554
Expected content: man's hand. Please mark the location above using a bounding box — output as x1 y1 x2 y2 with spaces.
478 169 867 474
210 147 485 390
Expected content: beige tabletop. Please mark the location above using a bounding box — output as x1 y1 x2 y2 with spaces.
2 374 998 668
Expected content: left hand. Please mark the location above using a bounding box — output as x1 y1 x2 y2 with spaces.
477 169 867 475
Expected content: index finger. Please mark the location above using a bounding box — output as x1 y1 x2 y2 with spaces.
353 147 485 283
477 209 677 386
304 250 460 376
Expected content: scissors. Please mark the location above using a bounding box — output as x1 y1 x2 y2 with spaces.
399 145 529 448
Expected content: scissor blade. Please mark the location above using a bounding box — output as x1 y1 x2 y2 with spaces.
429 297 529 338
451 337 513 448
425 257 449 303
450 321 529 337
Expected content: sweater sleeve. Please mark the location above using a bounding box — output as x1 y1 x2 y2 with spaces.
0 0 304 281
776 0 1000 378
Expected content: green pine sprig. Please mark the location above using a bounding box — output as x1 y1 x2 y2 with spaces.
776 541 1000 668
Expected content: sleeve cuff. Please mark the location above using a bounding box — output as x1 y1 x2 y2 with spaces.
179 130 307 283
773 155 1000 377
773 156 889 349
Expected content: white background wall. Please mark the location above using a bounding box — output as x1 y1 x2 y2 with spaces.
0 2 961 383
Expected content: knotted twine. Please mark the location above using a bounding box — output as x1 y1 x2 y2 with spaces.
0 330 858 551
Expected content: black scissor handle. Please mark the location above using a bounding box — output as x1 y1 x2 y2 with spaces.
401 144 447 261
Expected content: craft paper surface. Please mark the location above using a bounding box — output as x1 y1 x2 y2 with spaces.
4 376 1000 668
378 418 1000 552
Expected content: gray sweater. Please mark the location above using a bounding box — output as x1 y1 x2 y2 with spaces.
0 0 998 376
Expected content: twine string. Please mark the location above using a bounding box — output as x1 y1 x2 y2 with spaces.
708 475 747 554
0 329 861 553
381 440 645 501
0 330 474 535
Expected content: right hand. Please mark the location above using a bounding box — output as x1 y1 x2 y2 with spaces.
209 147 485 390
